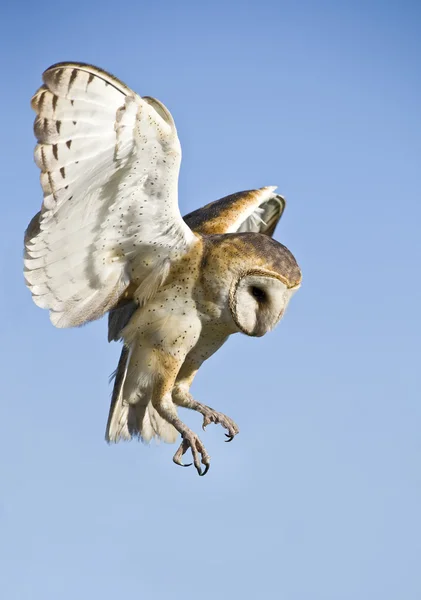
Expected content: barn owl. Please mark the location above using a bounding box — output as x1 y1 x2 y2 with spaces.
24 62 301 476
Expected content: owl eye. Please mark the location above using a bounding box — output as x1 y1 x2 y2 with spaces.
250 286 267 302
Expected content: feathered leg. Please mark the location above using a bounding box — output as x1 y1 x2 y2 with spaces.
172 363 239 442
151 349 211 476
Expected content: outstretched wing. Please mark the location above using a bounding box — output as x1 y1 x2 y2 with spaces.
183 186 285 237
24 62 195 328
108 186 286 341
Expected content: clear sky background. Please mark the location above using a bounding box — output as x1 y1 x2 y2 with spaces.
1 1 420 598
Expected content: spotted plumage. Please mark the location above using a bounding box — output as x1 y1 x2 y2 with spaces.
24 62 301 475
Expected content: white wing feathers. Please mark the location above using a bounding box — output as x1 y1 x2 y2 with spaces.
24 63 195 328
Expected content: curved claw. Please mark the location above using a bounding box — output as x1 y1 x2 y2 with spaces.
199 464 210 476
173 456 192 468
225 434 234 442
192 450 205 476
202 415 212 432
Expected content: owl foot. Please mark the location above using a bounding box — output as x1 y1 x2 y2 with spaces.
173 431 211 476
201 408 239 442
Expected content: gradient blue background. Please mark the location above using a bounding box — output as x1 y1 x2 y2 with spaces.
1 1 420 598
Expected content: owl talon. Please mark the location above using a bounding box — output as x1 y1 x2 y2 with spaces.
173 431 210 476
172 389 239 443
200 409 239 442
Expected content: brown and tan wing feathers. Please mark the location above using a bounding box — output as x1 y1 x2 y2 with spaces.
183 186 285 237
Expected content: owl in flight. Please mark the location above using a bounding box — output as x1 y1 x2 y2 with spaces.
24 63 301 475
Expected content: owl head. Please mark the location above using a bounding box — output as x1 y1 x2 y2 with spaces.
203 232 301 337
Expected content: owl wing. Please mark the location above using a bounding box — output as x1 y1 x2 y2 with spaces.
183 186 285 237
108 186 286 341
24 62 196 329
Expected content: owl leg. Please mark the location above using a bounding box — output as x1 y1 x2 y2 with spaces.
151 350 211 476
173 383 239 442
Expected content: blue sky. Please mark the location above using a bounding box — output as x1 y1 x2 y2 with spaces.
1 1 420 598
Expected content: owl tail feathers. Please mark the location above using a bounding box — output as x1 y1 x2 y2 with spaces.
105 345 179 444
